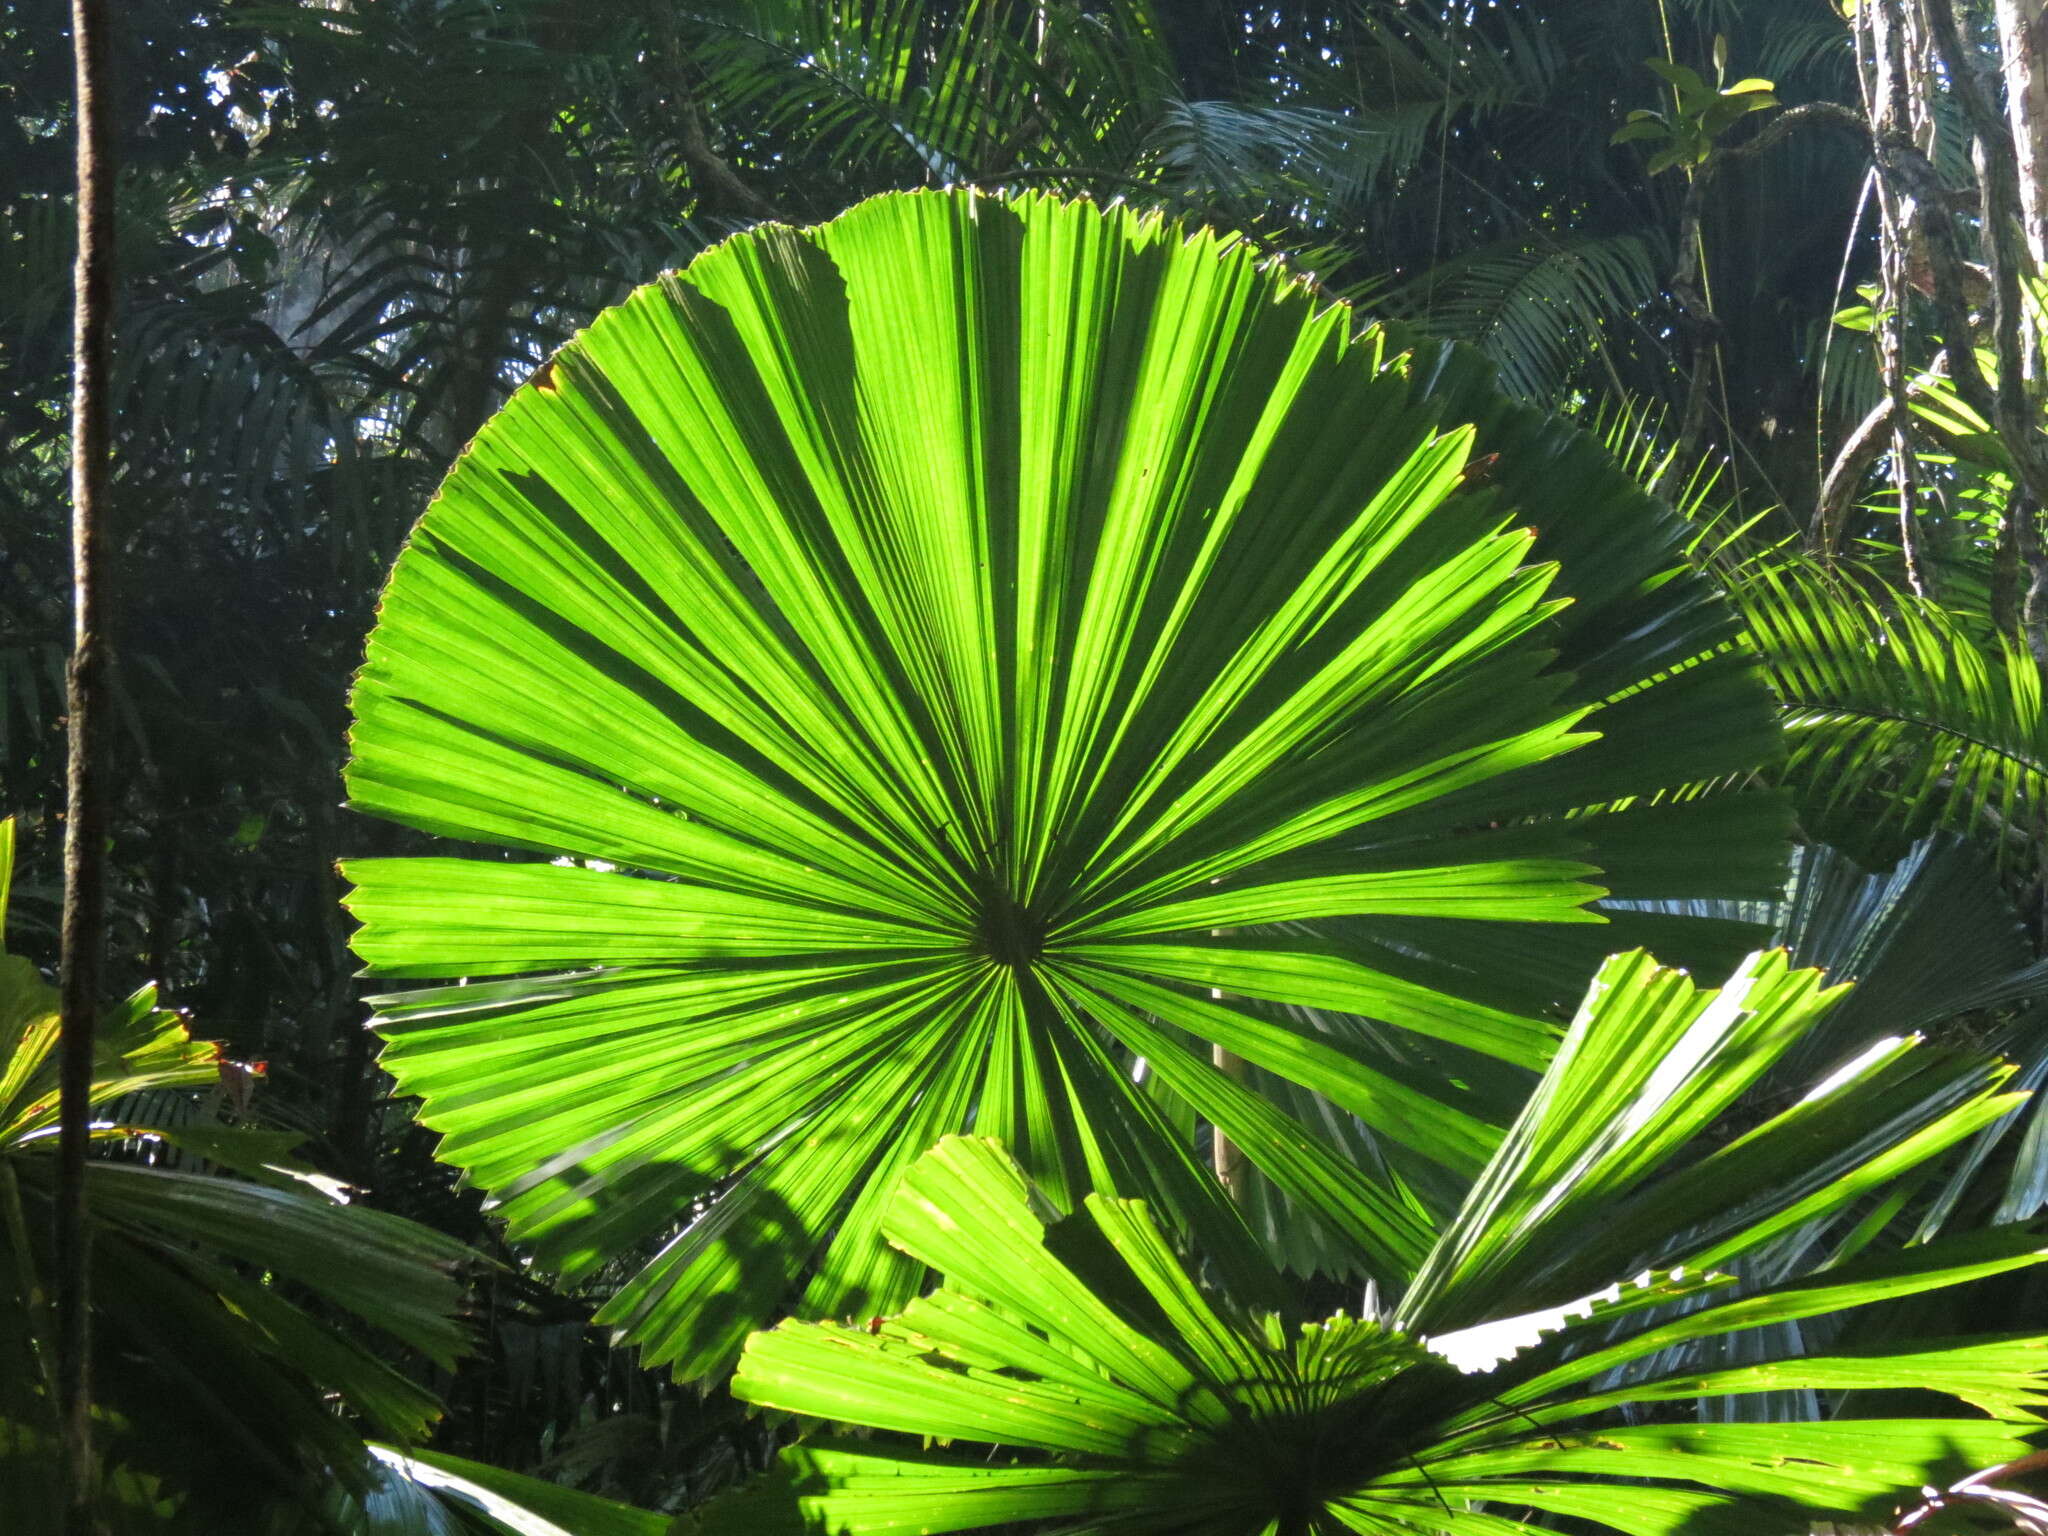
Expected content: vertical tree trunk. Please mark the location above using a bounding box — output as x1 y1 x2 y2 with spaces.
1931 0 2048 661
1868 0 1938 594
1209 1044 1246 1198
1998 0 2048 662
1997 0 2048 269
1207 913 1245 1200
59 0 114 1528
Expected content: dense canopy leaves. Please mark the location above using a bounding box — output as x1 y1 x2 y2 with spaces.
344 188 1787 1377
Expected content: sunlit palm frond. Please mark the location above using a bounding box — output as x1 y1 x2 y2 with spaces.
342 188 1786 1378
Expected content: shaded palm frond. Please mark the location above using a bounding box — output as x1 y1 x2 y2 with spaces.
0 820 475 1528
1391 234 1660 401
1735 558 2048 873
1626 832 2048 1249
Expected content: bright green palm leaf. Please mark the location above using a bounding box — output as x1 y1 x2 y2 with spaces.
1620 832 2048 1252
345 189 1787 1374
1393 950 2022 1333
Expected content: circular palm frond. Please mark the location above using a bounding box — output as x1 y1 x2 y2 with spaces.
343 189 1787 1377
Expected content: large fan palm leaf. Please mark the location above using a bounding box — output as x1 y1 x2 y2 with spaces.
344 189 1786 1376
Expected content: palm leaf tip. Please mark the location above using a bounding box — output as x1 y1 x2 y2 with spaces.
343 186 1789 1373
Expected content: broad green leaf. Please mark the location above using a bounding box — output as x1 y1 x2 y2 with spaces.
1463 1336 2048 1426
1623 827 2048 1250
1646 141 1693 176
1469 1225 2048 1411
1611 117 1672 145
345 189 1787 1372
1645 57 1711 104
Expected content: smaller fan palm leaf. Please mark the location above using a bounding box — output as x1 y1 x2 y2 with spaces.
732 949 2048 1536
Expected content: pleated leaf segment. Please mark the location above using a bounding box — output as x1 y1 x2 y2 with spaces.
731 953 2048 1536
343 190 1788 1377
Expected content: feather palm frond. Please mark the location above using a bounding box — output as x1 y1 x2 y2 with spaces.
1392 234 1659 401
1735 559 2048 873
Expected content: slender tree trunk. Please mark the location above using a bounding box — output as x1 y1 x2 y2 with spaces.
1997 0 2048 270
435 242 524 459
1812 395 1897 553
1867 0 1937 594
646 0 784 224
59 0 114 1528
2019 499 2048 669
1995 2 2048 658
1993 494 2023 635
1661 161 1717 498
1207 914 1245 1199
1921 0 2048 663
144 822 177 998
1990 3 2048 659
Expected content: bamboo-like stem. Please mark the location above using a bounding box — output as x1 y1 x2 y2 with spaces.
1209 1042 1247 1197
58 0 115 1526
1208 913 1246 1200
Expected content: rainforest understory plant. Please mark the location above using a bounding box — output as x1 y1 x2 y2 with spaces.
340 185 1790 1370
728 950 2045 1535
0 810 682 1533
